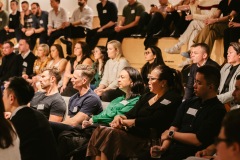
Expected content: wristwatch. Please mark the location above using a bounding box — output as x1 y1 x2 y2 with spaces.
168 130 175 139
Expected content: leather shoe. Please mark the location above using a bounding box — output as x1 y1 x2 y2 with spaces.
170 30 180 38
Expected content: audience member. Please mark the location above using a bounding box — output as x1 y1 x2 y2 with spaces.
156 65 226 160
16 38 36 77
0 89 20 160
0 41 18 85
50 65 102 138
3 77 59 160
30 67 66 122
90 46 109 90
218 42 240 110
223 14 240 59
87 65 183 159
0 0 21 44
0 0 9 46
29 2 49 49
59 66 144 159
184 43 220 100
141 46 165 88
86 0 118 50
60 0 93 55
19 1 38 50
47 44 67 87
108 0 145 42
61 41 93 97
47 0 67 47
192 0 240 55
94 40 129 102
165 0 219 66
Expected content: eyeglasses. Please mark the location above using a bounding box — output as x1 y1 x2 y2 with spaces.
214 137 232 145
147 74 158 81
144 51 152 55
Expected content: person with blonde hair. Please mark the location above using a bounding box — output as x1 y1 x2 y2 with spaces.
94 40 129 102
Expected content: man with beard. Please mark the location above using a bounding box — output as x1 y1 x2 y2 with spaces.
60 0 93 55
30 67 66 122
26 2 48 50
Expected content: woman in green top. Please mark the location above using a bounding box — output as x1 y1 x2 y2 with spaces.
83 66 144 126
91 46 109 90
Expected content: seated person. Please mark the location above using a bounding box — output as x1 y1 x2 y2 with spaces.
218 42 240 110
153 65 226 160
86 65 184 159
90 46 109 90
50 65 103 138
58 66 144 158
60 41 93 97
30 67 66 122
94 40 129 102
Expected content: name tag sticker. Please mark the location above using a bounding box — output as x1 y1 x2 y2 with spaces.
131 10 135 14
28 18 33 22
37 104 44 110
187 108 198 116
10 18 12 21
23 62 28 67
160 99 171 105
73 106 78 112
40 20 43 24
35 66 40 70
103 10 107 14
120 100 129 106
0 18 2 21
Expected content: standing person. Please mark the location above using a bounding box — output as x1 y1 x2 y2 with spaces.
108 0 145 43
3 77 59 160
86 0 118 50
94 40 129 102
0 41 18 85
155 65 226 160
29 2 49 49
0 90 21 160
60 41 93 97
47 0 67 47
60 0 93 54
0 0 21 44
87 65 184 160
16 38 36 77
218 42 240 110
30 68 66 122
192 0 240 55
0 0 9 46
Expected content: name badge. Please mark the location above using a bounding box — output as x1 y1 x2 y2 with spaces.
10 18 12 21
120 100 129 106
131 10 135 14
37 104 44 110
160 99 171 105
73 106 78 112
23 62 28 67
40 20 43 24
186 108 198 116
28 18 33 22
103 10 107 14
0 18 2 21
35 66 40 70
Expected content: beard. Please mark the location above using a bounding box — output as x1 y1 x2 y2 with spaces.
78 2 84 6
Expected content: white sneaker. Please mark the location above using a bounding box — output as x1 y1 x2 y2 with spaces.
178 58 191 68
165 45 181 54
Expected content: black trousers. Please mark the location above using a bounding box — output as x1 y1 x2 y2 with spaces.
108 26 138 43
86 27 114 50
101 88 125 102
48 29 65 47
0 28 22 44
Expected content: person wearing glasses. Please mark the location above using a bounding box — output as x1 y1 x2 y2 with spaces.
87 65 183 159
141 46 165 89
155 65 226 160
